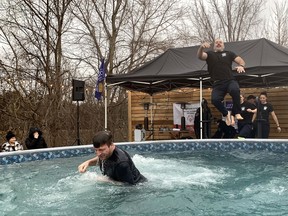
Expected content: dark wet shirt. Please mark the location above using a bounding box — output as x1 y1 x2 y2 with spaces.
99 147 147 185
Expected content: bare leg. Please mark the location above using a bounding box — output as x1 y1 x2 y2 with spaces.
230 115 235 126
225 111 231 126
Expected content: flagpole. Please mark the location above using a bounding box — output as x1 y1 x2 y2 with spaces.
95 58 106 130
104 80 108 131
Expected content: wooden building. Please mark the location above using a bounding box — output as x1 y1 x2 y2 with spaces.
128 87 288 141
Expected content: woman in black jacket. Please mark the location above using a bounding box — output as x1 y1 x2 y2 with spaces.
25 127 48 149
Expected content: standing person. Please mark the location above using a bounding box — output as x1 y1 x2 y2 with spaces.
78 131 147 185
255 91 281 138
1 131 24 152
246 94 257 137
237 94 257 138
197 38 246 126
194 98 212 139
247 95 256 106
25 127 48 149
212 119 237 138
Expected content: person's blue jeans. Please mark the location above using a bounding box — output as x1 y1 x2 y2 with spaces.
211 79 241 117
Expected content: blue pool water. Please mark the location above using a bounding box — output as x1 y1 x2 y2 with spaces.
1 149 288 216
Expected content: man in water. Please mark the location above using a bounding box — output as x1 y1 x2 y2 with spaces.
78 131 147 185
197 38 246 126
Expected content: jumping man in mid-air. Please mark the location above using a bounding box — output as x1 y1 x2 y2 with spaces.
197 38 246 125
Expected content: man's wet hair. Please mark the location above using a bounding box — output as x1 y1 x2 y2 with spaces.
93 131 113 148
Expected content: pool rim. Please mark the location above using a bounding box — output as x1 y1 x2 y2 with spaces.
1 139 288 165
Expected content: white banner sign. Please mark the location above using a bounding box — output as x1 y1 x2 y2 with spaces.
173 103 200 129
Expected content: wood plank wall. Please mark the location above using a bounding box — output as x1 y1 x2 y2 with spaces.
128 87 288 141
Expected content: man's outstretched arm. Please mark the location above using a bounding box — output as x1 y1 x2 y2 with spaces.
197 42 210 60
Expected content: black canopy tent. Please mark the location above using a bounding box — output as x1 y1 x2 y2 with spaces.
106 38 288 139
107 38 288 94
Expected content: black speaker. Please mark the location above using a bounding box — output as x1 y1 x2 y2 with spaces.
72 79 85 101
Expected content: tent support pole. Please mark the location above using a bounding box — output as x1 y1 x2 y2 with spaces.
200 77 203 139
150 95 154 140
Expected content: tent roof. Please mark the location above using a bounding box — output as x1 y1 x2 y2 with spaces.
107 38 288 95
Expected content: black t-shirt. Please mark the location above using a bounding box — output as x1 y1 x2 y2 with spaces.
206 51 237 81
238 101 256 124
257 102 274 124
99 147 146 185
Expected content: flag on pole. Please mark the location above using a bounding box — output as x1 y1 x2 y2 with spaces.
95 58 106 100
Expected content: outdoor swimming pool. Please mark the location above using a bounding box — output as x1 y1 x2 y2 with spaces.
1 140 288 215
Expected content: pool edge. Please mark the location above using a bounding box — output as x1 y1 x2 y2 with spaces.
1 139 288 165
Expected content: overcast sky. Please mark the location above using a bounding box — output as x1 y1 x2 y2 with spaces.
264 0 286 16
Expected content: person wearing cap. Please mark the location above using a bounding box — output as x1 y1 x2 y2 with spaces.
78 131 147 185
246 94 257 137
247 95 256 106
237 94 257 138
1 131 24 152
25 127 48 149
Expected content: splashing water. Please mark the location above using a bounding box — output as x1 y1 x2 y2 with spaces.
1 150 288 216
